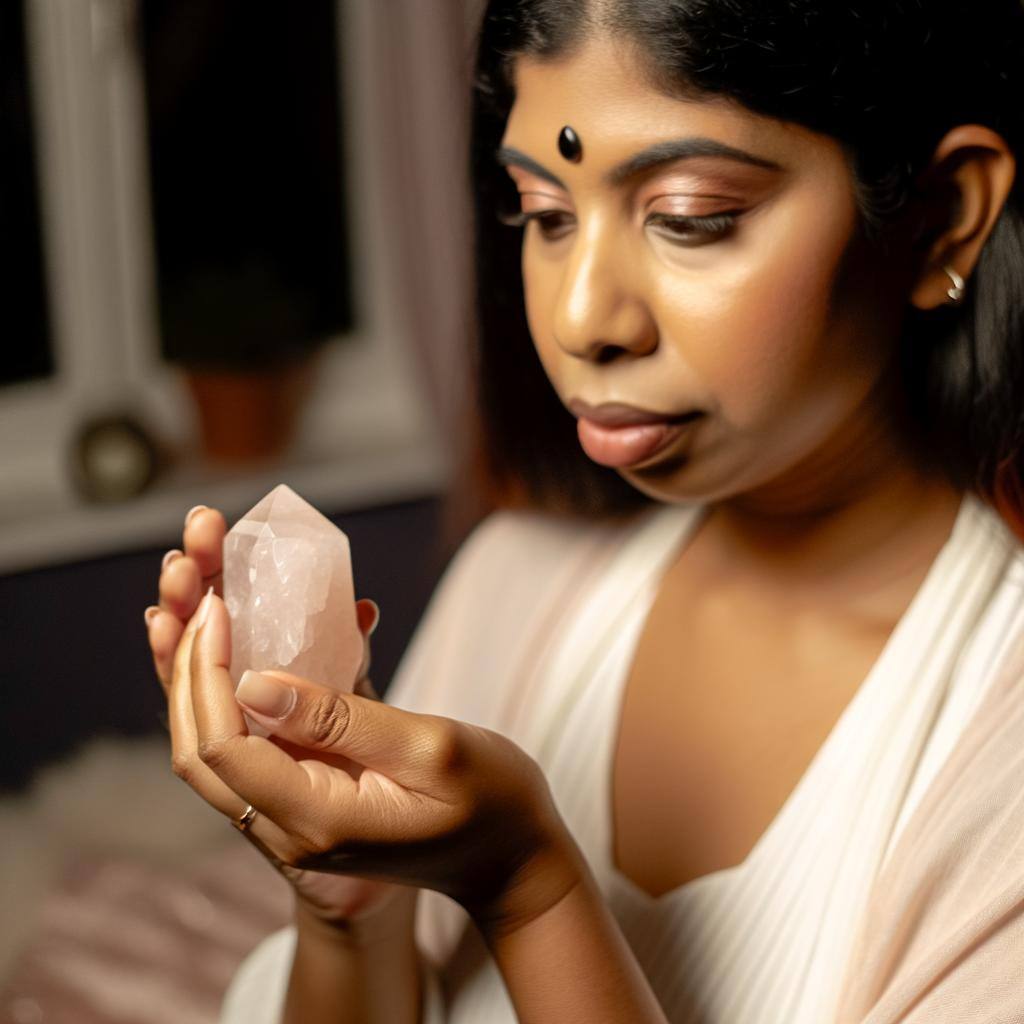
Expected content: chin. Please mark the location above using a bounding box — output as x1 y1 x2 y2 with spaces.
618 463 714 506
617 452 766 507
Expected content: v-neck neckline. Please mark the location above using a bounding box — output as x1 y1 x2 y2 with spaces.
600 490 977 906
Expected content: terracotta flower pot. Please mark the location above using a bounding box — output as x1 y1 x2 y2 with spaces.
184 357 316 464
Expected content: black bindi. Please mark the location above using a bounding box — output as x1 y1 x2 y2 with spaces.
558 125 583 163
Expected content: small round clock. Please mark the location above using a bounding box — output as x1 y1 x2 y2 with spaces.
70 413 160 502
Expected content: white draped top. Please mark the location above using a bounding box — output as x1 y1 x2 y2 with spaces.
221 491 1024 1023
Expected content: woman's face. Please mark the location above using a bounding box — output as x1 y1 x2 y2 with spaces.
500 35 913 507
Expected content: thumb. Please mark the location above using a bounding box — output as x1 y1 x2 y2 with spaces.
234 669 450 787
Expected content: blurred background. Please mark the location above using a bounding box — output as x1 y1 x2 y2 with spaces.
1 2 483 1020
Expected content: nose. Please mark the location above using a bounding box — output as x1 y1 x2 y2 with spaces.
551 223 657 362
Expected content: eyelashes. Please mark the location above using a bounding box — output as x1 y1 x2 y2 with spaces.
646 211 739 244
497 206 740 246
498 208 575 240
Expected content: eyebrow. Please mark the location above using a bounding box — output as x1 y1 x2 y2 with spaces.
496 137 782 190
496 147 567 189
605 138 782 185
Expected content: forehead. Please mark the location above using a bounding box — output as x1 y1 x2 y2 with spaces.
502 34 834 175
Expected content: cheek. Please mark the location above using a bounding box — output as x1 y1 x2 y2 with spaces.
659 191 873 432
521 249 563 381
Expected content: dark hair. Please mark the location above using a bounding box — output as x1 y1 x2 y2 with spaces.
466 0 1024 537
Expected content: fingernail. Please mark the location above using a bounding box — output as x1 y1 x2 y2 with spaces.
162 549 183 571
236 670 296 719
184 505 208 528
197 585 214 628
144 605 160 627
367 600 381 636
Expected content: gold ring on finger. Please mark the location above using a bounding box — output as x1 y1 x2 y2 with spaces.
233 804 258 832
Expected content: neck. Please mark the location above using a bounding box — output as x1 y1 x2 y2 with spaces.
707 413 965 592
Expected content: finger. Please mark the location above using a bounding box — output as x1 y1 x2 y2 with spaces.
356 598 380 636
173 590 356 773
356 638 372 684
189 594 329 838
170 741 299 861
167 595 211 780
355 598 379 681
232 664 458 792
159 553 202 619
167 594 298 858
191 599 460 855
147 607 184 693
183 506 226 593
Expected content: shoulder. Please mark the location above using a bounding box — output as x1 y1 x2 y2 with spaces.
418 504 655 650
441 506 634 598
450 504 636 568
384 504 660 719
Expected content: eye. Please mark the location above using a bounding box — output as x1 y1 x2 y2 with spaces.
498 208 575 242
646 211 739 246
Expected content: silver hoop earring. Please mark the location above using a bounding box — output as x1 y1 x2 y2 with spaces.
944 264 966 305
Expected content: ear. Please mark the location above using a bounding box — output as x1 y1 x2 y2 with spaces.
908 124 1016 311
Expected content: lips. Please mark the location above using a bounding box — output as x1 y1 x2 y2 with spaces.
568 399 703 468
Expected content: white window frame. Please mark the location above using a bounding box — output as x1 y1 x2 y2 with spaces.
0 0 468 573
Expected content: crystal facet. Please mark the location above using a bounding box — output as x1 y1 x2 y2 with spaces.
223 484 363 693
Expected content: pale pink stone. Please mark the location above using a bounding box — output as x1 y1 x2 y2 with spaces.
223 484 363 694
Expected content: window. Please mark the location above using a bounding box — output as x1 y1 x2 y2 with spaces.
139 0 354 369
0 0 473 572
0 0 52 387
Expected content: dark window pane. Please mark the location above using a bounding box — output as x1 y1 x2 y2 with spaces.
0 1 54 387
139 1 354 370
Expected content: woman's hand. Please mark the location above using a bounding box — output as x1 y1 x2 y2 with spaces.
182 586 586 936
147 508 667 1024
144 506 408 927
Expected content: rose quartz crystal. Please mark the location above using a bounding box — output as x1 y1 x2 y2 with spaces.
223 484 364 692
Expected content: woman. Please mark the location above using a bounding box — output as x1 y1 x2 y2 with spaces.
146 1 1024 1021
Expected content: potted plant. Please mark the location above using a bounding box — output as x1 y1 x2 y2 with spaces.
161 257 335 464
139 2 352 465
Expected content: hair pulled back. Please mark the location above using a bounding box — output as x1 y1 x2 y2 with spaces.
469 0 1024 536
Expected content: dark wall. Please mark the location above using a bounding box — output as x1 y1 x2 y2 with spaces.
0 497 447 793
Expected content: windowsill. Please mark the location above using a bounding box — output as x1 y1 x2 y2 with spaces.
0 428 449 575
